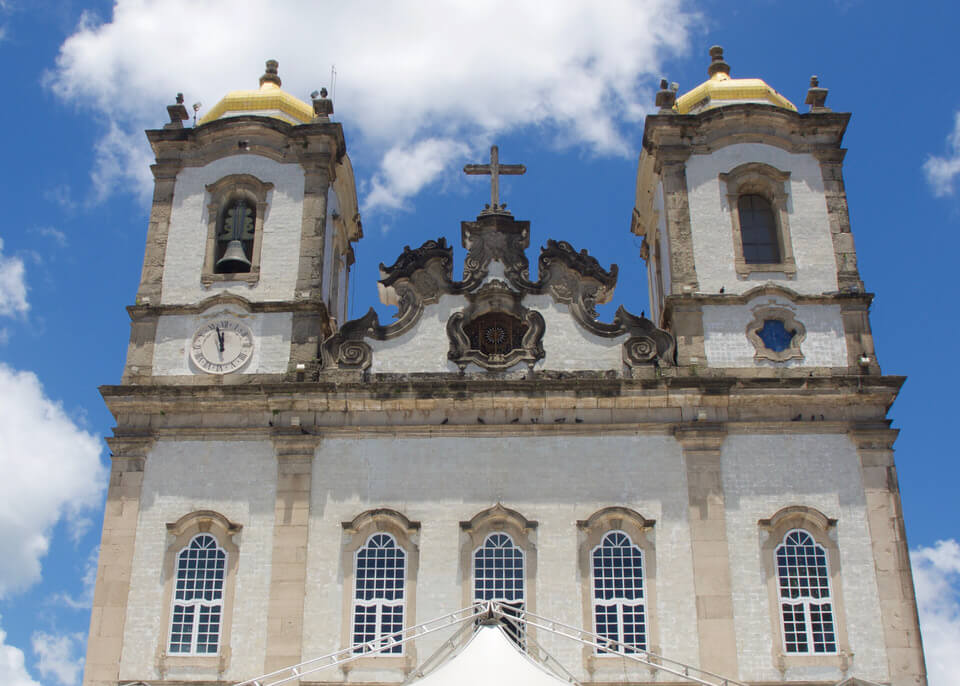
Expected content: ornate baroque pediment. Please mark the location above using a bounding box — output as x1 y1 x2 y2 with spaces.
322 211 674 372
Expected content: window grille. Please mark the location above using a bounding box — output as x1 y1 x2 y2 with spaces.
473 533 525 645
776 529 837 654
169 534 226 654
592 531 646 653
352 533 406 654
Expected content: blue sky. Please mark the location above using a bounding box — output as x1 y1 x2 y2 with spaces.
0 1 959 684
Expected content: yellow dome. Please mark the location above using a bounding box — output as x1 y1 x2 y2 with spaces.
673 46 796 115
198 60 314 126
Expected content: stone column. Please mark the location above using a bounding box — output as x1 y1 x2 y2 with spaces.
290 157 332 371
816 149 864 293
676 426 739 680
136 160 181 305
82 436 152 686
264 432 317 679
659 158 699 294
851 428 927 686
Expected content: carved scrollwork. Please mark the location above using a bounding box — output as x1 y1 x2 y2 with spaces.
447 281 545 371
322 211 676 372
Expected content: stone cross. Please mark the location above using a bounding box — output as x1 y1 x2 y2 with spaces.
464 145 526 213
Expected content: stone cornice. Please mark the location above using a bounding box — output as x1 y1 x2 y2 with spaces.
663 288 874 308
146 115 346 171
643 104 851 156
127 297 330 319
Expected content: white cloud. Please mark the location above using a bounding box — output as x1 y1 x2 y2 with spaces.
366 138 471 212
0 364 107 598
911 539 960 686
31 227 68 249
42 185 77 212
0 620 40 686
0 238 28 317
47 0 694 212
50 546 98 611
924 112 960 197
31 631 83 686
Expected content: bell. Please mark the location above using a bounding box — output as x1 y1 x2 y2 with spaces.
216 240 252 272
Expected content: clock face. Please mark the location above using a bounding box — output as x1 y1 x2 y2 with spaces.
190 318 254 374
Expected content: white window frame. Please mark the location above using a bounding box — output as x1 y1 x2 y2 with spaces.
168 533 227 656
775 528 838 655
590 530 647 654
351 532 407 654
473 532 526 645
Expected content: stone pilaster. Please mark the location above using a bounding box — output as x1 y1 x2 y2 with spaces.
676 425 739 680
659 158 699 294
82 435 153 686
290 159 332 369
264 431 317 678
136 160 181 305
851 428 927 686
816 149 864 293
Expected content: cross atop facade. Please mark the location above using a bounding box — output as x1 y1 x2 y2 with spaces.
464 145 526 214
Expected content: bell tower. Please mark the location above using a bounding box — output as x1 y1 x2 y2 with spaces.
633 47 875 374
124 60 362 384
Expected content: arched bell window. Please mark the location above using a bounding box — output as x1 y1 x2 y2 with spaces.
202 175 273 285
214 199 256 274
738 194 781 264
719 163 796 278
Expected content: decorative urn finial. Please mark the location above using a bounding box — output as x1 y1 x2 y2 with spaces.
259 59 282 88
707 45 730 78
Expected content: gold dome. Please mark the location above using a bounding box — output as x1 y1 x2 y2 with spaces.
673 46 796 115
198 60 314 126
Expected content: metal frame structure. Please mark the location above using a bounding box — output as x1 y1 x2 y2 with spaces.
234 601 746 686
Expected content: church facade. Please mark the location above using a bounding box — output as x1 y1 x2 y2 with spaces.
82 51 927 686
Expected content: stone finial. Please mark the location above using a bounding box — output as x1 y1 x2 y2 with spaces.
259 59 282 88
312 87 334 121
655 78 679 112
707 45 730 78
164 92 190 129
804 75 831 112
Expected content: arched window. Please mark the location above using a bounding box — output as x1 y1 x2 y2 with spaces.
168 533 227 655
738 194 781 264
474 532 525 645
591 531 646 653
775 529 837 654
352 533 407 654
214 198 256 274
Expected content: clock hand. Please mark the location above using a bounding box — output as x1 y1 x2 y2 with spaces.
216 327 225 353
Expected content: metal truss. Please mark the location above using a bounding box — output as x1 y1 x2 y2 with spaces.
234 601 745 686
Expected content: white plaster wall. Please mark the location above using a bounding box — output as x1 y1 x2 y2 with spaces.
161 154 305 305
685 144 838 295
369 294 625 375
721 433 888 684
119 440 277 683
369 295 463 374
302 434 698 682
153 306 292 375
702 296 848 368
531 296 625 371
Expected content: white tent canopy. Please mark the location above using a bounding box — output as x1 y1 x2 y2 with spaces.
409 622 572 686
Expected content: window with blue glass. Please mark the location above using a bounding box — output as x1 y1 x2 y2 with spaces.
168 534 226 655
352 533 406 654
591 531 647 653
757 319 795 352
474 532 525 645
776 529 837 654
